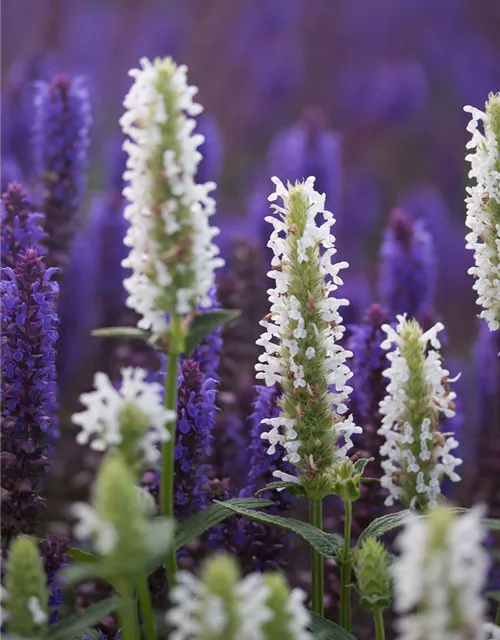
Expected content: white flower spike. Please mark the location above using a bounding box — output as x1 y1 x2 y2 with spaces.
256 176 361 492
464 95 500 333
378 315 462 509
120 57 224 334
72 367 173 468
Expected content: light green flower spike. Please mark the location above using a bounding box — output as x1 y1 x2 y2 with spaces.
354 538 392 613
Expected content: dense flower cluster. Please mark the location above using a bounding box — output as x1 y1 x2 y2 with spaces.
378 316 461 509
378 208 436 319
1 249 58 544
256 176 360 491
167 555 312 640
464 94 500 332
72 367 173 469
120 57 223 333
191 287 223 382
1 183 46 268
393 507 489 640
34 74 92 272
173 359 216 517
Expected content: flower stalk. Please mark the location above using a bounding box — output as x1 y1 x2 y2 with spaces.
309 499 324 616
340 500 352 631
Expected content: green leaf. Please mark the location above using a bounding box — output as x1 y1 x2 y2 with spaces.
64 518 174 585
214 501 343 558
66 547 98 564
486 590 500 603
310 611 358 639
483 517 500 531
255 480 307 497
353 458 373 476
358 510 413 544
91 326 152 341
48 597 119 640
175 498 273 550
184 309 240 355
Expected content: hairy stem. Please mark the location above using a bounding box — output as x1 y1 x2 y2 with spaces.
309 498 324 616
137 575 156 640
340 500 352 631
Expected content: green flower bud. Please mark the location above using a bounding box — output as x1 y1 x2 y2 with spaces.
354 538 392 612
3 535 49 637
261 572 311 640
323 458 366 502
72 452 148 565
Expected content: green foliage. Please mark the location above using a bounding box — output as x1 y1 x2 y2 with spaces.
184 309 240 355
255 480 307 498
358 510 413 543
309 612 358 639
174 498 274 549
48 597 119 640
214 500 343 558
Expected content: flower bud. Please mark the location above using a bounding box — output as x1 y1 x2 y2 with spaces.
3 535 49 637
354 538 391 612
323 458 365 502
261 572 311 640
72 452 147 563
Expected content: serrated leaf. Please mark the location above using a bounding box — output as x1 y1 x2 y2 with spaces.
214 501 343 558
64 518 174 585
92 326 152 341
48 597 119 640
358 510 413 544
310 611 358 639
66 547 98 564
175 498 273 549
255 480 306 497
184 309 240 355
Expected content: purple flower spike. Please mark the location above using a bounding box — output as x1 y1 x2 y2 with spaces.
1 249 59 545
34 73 92 272
174 360 217 517
378 208 436 319
1 182 46 268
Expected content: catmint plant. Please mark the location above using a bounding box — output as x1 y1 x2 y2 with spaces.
3 536 49 637
72 366 173 476
166 554 312 640
256 175 361 619
464 93 500 333
378 315 462 509
393 506 490 640
120 56 224 586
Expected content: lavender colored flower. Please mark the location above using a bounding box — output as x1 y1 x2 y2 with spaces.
378 208 436 319
144 359 216 519
40 535 69 626
266 106 341 212
1 249 58 545
1 182 46 269
34 73 92 272
191 286 223 383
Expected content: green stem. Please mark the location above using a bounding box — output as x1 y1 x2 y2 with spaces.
496 600 500 627
137 576 156 640
340 500 352 631
117 582 140 640
309 498 324 616
373 609 385 640
160 314 183 589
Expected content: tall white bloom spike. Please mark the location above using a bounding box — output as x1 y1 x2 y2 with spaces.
256 176 360 493
393 506 490 640
166 555 312 640
120 57 224 334
378 316 462 509
72 367 173 469
464 95 500 333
